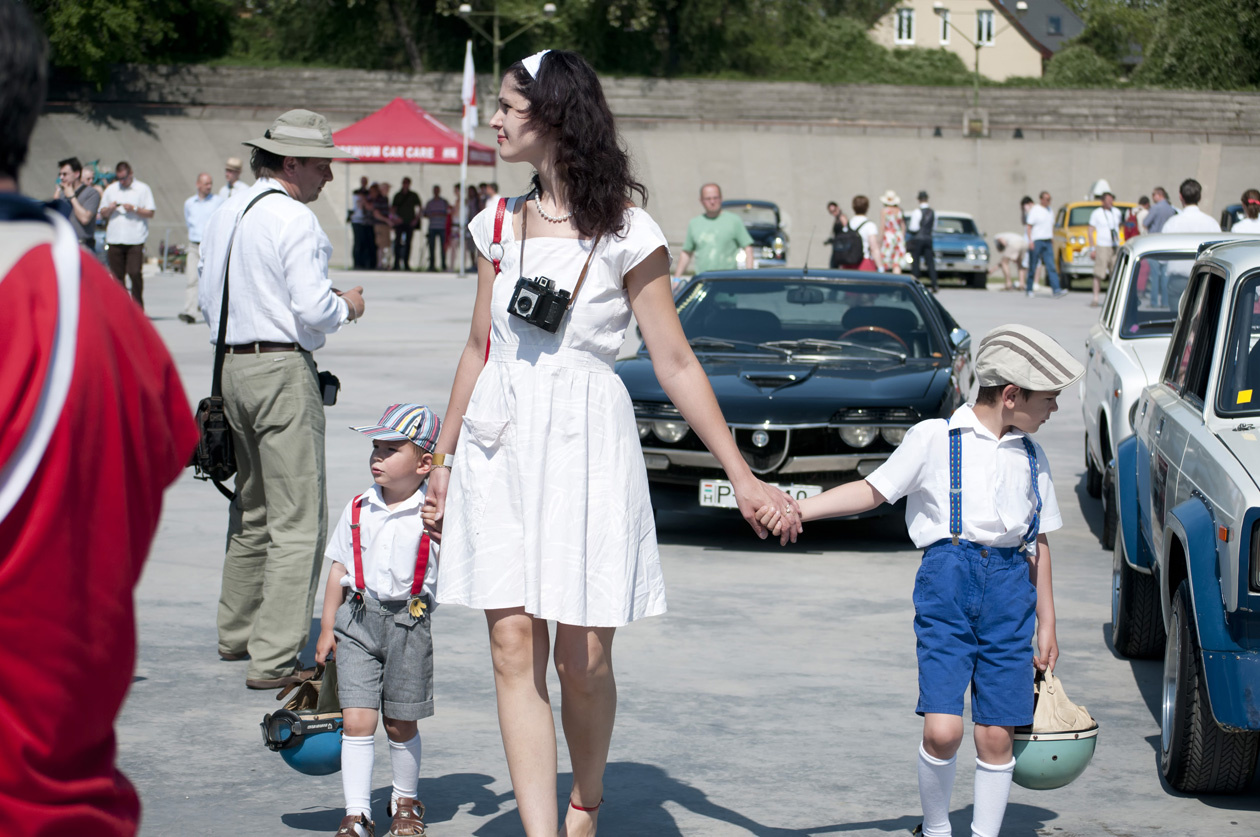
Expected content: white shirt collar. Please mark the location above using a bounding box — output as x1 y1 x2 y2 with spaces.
362 481 426 512
951 404 1027 444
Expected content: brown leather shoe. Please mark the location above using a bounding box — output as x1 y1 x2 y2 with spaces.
245 666 316 691
335 813 374 837
387 797 426 836
219 649 248 661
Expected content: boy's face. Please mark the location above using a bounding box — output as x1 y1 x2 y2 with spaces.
1006 387 1060 434
369 439 431 490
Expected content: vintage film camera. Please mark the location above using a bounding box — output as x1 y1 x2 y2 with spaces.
508 276 570 333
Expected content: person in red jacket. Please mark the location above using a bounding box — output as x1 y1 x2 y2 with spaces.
0 4 198 834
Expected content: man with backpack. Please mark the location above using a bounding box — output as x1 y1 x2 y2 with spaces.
833 195 882 271
907 190 939 292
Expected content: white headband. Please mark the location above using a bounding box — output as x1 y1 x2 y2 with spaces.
522 50 551 79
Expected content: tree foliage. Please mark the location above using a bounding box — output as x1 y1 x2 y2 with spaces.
1133 0 1260 90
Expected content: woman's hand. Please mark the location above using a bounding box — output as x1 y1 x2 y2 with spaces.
422 467 450 542
735 478 801 545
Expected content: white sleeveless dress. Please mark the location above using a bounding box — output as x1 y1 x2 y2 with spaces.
435 198 669 627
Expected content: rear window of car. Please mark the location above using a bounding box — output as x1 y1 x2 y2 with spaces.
935 216 977 235
1118 253 1196 338
675 279 945 358
1216 271 1260 416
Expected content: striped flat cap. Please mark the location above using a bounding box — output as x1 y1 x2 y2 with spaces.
350 404 441 452
975 324 1084 391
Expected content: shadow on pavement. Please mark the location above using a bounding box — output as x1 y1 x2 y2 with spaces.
281 775 508 831
1141 735 1260 807
1101 623 1163 724
1073 471 1105 546
806 802 1056 835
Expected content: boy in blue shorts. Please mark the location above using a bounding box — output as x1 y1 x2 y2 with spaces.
316 404 442 837
760 324 1082 837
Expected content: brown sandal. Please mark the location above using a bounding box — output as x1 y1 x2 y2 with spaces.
335 813 374 837
387 797 427 836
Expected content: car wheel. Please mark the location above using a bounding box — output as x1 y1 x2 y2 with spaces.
1111 532 1164 658
1160 580 1260 793
967 272 987 289
1101 464 1118 550
1086 435 1102 498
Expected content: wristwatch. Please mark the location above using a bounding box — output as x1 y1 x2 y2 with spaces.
432 453 454 469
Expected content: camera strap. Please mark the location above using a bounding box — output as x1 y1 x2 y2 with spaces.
519 198 602 311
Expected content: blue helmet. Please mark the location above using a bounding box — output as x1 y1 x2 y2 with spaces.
261 709 343 776
1012 725 1099 790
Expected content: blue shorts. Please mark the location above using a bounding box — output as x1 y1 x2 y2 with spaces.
913 539 1036 727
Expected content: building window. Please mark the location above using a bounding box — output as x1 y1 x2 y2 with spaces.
939 10 950 44
1047 15 1062 36
976 9 995 45
895 8 915 44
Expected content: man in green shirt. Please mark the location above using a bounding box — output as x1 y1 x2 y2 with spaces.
673 183 754 281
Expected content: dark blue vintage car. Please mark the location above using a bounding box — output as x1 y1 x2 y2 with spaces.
617 270 976 516
722 199 788 268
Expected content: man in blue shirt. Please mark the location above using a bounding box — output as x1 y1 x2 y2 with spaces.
180 173 221 323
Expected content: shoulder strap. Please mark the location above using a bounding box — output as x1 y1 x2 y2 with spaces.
489 197 507 276
948 427 962 545
1020 437 1043 555
350 493 366 592
210 189 285 397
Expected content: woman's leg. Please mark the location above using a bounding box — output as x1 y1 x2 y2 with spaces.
487 607 558 837
554 624 617 837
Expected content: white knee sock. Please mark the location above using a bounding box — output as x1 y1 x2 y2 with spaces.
971 757 1016 837
918 743 957 837
341 734 375 834
388 733 423 807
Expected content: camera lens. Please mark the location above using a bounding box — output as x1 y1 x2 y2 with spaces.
516 296 533 314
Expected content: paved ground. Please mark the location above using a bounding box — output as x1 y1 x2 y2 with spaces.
120 268 1259 835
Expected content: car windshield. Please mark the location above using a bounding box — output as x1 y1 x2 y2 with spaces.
1068 206 1098 226
724 204 778 227
1216 271 1260 417
675 279 944 359
1118 253 1196 338
935 216 977 235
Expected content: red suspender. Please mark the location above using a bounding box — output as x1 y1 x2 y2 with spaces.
349 493 431 599
485 198 507 363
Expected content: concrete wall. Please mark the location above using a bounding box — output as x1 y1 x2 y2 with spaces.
25 65 1260 268
871 0 1045 81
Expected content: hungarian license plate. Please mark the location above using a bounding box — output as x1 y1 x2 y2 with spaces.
698 479 822 509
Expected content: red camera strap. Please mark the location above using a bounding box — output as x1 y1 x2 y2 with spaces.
485 198 508 362
349 493 430 598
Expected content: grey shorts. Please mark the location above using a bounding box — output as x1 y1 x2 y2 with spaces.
333 593 434 721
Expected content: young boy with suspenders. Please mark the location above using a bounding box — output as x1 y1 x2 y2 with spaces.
758 325 1084 837
316 404 443 837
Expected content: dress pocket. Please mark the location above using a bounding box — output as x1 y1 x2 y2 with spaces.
454 414 511 530
462 415 510 449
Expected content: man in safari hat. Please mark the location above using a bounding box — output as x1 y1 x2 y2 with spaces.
198 109 368 690
219 155 247 200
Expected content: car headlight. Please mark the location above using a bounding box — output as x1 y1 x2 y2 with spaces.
760 246 775 259
652 420 690 443
1071 235 1087 246
773 236 785 257
637 420 652 439
881 427 908 446
839 425 878 447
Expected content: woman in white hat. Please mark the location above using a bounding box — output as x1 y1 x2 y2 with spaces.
879 189 907 274
422 49 800 837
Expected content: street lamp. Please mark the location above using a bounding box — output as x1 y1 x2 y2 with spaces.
457 2 557 82
933 1 1027 110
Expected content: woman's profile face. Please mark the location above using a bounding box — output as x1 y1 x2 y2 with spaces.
491 76 545 165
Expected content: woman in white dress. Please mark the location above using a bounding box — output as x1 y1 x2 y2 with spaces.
422 50 801 837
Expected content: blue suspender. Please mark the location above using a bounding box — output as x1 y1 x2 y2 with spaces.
946 424 1042 552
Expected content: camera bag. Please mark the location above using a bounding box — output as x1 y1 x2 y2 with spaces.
190 189 285 500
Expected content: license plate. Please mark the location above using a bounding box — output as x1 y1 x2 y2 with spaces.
698 479 822 508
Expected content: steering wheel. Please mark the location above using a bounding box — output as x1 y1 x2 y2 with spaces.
839 325 909 351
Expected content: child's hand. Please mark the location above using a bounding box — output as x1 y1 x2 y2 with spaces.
315 628 336 664
1035 623 1058 672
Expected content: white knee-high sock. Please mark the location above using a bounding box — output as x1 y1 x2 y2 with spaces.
341 733 375 833
388 733 422 807
918 743 957 837
971 757 1016 837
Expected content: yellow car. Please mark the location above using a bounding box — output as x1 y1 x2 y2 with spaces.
1052 200 1137 286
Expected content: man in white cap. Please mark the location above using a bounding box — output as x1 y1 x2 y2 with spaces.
219 156 247 200
198 109 366 690
756 323 1082 837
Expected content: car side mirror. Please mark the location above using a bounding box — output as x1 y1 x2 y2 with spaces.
950 327 970 348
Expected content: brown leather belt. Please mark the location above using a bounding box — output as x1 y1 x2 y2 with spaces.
225 342 302 354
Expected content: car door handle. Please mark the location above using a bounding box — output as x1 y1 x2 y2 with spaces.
1088 346 1095 357
1156 417 1165 437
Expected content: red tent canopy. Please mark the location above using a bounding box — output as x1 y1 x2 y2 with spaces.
333 97 495 166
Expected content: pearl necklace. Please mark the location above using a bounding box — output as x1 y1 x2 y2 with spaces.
532 195 572 224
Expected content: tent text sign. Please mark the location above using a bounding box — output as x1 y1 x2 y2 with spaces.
332 98 496 167
339 144 462 162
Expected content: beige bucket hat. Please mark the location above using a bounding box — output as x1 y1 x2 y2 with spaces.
243 110 352 159
880 189 901 206
976 324 1084 391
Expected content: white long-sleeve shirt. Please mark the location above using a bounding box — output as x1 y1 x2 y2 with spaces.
198 178 348 349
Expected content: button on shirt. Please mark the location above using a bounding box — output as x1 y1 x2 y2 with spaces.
865 405 1063 549
1088 206 1122 247
1025 204 1054 241
183 192 222 245
101 179 156 245
1161 205 1221 234
326 484 439 602
197 178 349 350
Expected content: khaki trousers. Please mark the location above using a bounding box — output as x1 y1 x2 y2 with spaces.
218 349 327 680
182 241 201 319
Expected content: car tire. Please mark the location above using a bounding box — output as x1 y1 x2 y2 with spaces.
1086 435 1103 498
967 272 987 289
1101 464 1118 550
1111 532 1165 658
1161 580 1260 793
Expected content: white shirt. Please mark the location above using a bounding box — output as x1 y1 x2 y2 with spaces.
219 181 247 201
849 214 874 258
907 204 928 233
326 483 439 602
866 405 1062 549
1025 204 1054 241
1088 206 1122 247
101 179 156 245
994 231 1027 258
1161 205 1220 234
198 178 349 350
1233 217 1260 233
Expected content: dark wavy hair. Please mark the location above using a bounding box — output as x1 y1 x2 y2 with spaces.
505 50 646 239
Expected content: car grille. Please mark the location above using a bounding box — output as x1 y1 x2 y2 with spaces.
733 428 789 471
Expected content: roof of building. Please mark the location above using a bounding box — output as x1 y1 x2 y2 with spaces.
995 0 1084 56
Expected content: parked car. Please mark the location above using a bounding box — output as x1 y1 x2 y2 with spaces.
722 199 788 268
617 269 975 516
1220 203 1245 232
1111 239 1260 794
1052 199 1138 286
901 210 990 288
1082 233 1260 549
